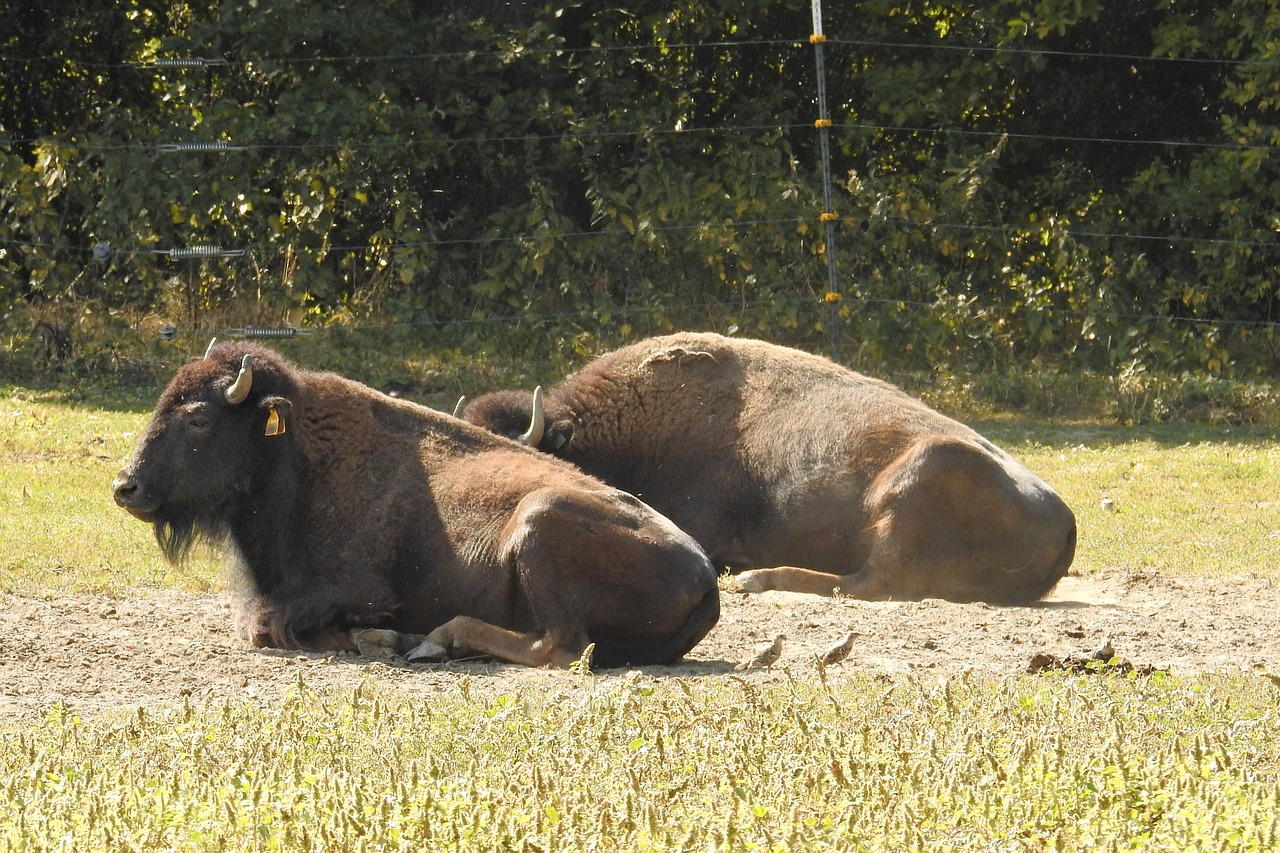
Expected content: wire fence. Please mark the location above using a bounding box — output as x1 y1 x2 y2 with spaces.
3 16 1279 345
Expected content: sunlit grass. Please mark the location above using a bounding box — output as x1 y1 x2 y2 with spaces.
1 673 1277 851
0 387 221 595
984 422 1280 582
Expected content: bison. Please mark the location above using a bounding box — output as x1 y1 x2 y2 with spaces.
462 332 1077 605
112 342 719 668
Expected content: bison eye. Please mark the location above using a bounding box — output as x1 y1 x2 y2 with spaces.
189 415 210 430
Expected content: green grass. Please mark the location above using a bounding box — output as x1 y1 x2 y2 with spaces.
2 674 1277 851
0 386 222 595
981 421 1280 582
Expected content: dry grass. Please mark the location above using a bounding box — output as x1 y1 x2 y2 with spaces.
2 673 1277 851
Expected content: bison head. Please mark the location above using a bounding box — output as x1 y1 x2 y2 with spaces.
463 386 570 450
112 342 295 563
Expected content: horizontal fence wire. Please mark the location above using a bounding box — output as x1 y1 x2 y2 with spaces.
4 33 1277 68
3 26 1278 338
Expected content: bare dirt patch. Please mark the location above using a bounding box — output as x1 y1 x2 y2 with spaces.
2 571 1276 720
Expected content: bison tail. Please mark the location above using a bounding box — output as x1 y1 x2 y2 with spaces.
591 584 721 668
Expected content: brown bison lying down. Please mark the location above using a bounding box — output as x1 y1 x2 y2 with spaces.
113 342 719 668
463 332 1076 605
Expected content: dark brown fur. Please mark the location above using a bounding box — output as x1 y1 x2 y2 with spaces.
463 332 1077 605
113 342 719 667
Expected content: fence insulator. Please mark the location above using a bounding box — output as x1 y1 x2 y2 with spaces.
150 58 228 68
222 327 312 339
157 141 242 153
158 246 245 260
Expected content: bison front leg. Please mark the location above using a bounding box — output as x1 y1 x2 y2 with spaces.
239 600 364 652
732 566 898 599
405 616 588 669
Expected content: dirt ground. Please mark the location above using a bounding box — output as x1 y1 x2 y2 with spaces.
1 570 1276 721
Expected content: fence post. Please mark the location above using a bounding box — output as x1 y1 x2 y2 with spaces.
811 0 842 363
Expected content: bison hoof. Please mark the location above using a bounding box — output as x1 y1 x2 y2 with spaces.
731 571 770 594
405 638 449 662
352 628 402 659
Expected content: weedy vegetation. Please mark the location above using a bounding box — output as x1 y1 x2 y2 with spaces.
2 674 1278 851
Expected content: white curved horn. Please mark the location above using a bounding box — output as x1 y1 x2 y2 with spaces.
224 355 254 405
203 337 218 359
516 386 545 447
452 396 467 418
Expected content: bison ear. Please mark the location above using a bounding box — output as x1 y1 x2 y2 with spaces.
548 421 572 451
259 396 293 437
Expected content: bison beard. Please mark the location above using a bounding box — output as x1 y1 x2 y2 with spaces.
148 483 251 567
155 513 217 566
113 342 720 667
463 332 1078 605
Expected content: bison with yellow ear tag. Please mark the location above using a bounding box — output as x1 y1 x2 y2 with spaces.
113 342 719 668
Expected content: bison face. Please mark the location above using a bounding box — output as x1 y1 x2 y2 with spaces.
463 387 571 451
113 353 292 562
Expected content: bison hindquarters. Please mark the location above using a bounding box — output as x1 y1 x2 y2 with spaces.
736 436 1076 604
439 488 719 668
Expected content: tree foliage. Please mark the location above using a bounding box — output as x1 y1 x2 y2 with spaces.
1 0 1277 375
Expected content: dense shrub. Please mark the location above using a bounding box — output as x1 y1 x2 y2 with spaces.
2 0 1277 380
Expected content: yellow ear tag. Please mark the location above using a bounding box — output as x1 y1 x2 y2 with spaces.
265 407 286 436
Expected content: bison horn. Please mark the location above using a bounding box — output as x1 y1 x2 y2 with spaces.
517 386 545 447
203 337 218 359
225 355 254 405
452 396 467 418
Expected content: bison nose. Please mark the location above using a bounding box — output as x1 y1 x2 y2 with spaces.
113 471 158 522
112 471 139 507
